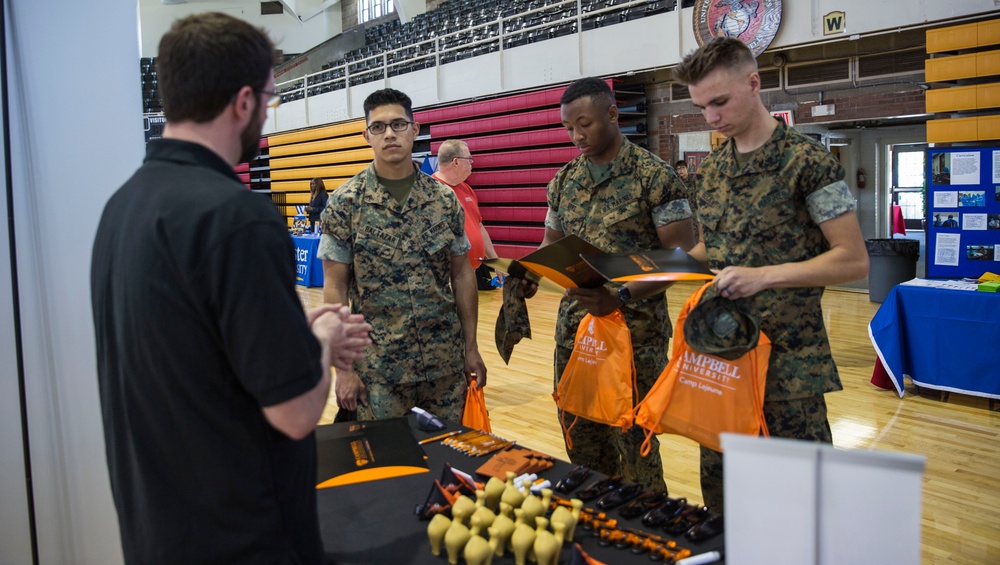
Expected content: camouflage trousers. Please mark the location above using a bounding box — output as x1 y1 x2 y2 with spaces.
555 343 669 493
359 372 467 423
699 395 833 510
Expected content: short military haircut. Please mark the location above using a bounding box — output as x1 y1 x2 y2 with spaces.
560 77 614 108
437 139 468 164
363 88 414 122
672 37 758 86
157 12 275 123
675 160 687 168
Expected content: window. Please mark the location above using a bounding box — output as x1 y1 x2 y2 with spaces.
893 146 924 189
358 0 394 24
891 143 926 229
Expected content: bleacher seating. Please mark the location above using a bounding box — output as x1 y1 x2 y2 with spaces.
140 58 161 114
141 0 658 236
141 0 682 113
258 119 370 225
234 138 270 191
270 0 679 103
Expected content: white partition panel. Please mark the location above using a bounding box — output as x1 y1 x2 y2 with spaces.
436 54 504 105
4 1 145 563
502 35 581 92
819 448 925 565
348 80 390 117
722 434 926 565
306 91 354 127
272 98 311 132
0 64 32 565
580 11 688 77
723 435 820 565
388 67 443 111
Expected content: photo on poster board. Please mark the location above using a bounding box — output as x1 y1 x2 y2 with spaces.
988 215 1000 230
933 213 959 228
959 191 985 207
965 245 995 261
931 152 951 185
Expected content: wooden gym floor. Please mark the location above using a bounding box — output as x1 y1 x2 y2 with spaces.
297 281 999 564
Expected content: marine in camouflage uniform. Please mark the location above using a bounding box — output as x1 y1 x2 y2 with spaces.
318 163 471 422
547 138 692 492
696 120 857 509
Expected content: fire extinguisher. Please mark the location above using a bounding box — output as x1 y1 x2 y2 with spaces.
856 168 866 189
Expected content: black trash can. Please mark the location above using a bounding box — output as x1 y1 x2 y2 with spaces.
866 238 919 303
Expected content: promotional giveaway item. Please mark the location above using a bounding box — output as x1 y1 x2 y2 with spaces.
462 382 492 433
553 310 635 448
314 418 429 488
635 282 770 453
580 247 714 283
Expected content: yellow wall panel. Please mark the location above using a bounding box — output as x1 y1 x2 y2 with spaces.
926 22 979 53
270 148 374 170
925 53 978 82
270 180 312 192
269 135 368 158
267 119 365 147
978 83 1000 110
977 50 1000 78
270 163 369 180
926 85 978 113
978 114 1000 141
979 20 1000 48
283 192 311 204
270 178 353 192
926 116 979 143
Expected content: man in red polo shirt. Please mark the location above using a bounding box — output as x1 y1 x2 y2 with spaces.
432 139 498 271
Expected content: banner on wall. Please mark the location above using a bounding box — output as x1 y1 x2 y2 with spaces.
925 147 1000 279
694 0 782 56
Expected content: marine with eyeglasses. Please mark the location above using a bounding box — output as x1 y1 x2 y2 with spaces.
318 88 486 423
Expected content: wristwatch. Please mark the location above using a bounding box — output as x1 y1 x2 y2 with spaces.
617 285 632 306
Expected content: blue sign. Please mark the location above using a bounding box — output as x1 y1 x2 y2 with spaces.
292 234 324 287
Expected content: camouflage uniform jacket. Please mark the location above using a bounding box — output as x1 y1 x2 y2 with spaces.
318 163 470 385
696 120 856 400
545 138 692 350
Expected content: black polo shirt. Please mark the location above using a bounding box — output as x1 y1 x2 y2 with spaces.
91 139 324 564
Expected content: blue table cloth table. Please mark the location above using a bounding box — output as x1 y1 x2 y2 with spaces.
291 234 323 288
868 284 1000 401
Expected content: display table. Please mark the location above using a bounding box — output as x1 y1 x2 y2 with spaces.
291 234 323 287
868 284 1000 402
316 416 725 564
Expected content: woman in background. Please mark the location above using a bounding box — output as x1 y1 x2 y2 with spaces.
304 177 328 232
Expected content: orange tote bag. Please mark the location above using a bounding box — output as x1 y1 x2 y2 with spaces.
553 311 636 448
462 382 492 433
635 283 770 454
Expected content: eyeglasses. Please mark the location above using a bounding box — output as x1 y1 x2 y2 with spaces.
255 89 282 109
366 119 413 135
455 157 474 164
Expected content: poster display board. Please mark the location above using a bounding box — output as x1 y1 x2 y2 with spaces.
925 147 1000 279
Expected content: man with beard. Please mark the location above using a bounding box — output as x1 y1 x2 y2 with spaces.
91 13 371 564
